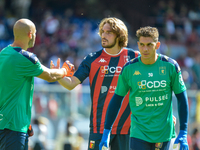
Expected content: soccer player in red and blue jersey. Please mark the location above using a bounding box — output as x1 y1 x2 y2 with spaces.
51 17 139 150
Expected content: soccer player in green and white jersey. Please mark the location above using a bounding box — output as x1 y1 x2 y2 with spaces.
99 26 189 150
0 19 74 150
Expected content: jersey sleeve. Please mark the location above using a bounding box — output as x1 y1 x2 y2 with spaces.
74 56 90 83
115 66 130 96
171 62 186 94
15 51 43 77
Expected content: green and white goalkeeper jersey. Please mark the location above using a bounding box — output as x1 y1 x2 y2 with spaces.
0 45 43 133
115 54 186 143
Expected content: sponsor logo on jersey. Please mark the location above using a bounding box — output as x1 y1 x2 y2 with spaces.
145 94 168 102
99 58 107 63
135 97 143 106
101 86 116 93
89 140 95 149
159 67 166 75
137 80 167 89
101 86 108 93
135 94 168 107
100 65 122 74
133 71 141 76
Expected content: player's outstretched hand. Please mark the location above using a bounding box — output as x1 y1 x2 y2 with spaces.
62 60 75 77
99 129 110 150
50 58 61 69
174 130 189 150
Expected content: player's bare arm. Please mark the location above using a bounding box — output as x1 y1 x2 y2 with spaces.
51 58 81 90
58 76 81 90
37 64 66 82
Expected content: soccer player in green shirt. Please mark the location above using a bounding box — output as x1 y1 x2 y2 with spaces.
99 26 189 150
0 19 73 150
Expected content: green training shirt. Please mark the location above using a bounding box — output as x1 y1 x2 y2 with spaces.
115 54 186 143
0 45 43 133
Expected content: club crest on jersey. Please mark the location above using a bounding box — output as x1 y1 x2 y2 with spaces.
124 56 130 63
159 67 166 75
155 142 163 148
133 71 141 76
89 140 95 149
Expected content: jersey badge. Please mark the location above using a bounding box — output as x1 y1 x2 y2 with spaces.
124 56 130 63
155 142 163 148
133 71 141 76
159 67 166 75
89 140 95 149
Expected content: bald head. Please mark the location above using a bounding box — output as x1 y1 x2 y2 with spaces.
13 19 35 39
12 19 36 49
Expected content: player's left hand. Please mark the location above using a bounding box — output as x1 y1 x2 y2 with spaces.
61 60 75 77
174 130 188 150
27 124 34 137
99 129 110 150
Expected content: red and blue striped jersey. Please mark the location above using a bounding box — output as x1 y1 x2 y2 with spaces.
74 48 140 134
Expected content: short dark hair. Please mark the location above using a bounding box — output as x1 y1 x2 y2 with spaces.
136 26 159 42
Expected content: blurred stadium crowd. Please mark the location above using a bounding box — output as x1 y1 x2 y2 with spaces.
0 0 200 88
1 0 200 149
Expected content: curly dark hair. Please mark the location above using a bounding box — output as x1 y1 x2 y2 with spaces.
98 17 128 48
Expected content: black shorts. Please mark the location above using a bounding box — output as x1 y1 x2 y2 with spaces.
130 137 172 150
0 129 28 150
88 132 129 150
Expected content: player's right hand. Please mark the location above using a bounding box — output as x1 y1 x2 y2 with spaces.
27 124 34 137
62 60 75 77
99 129 110 150
174 130 188 150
